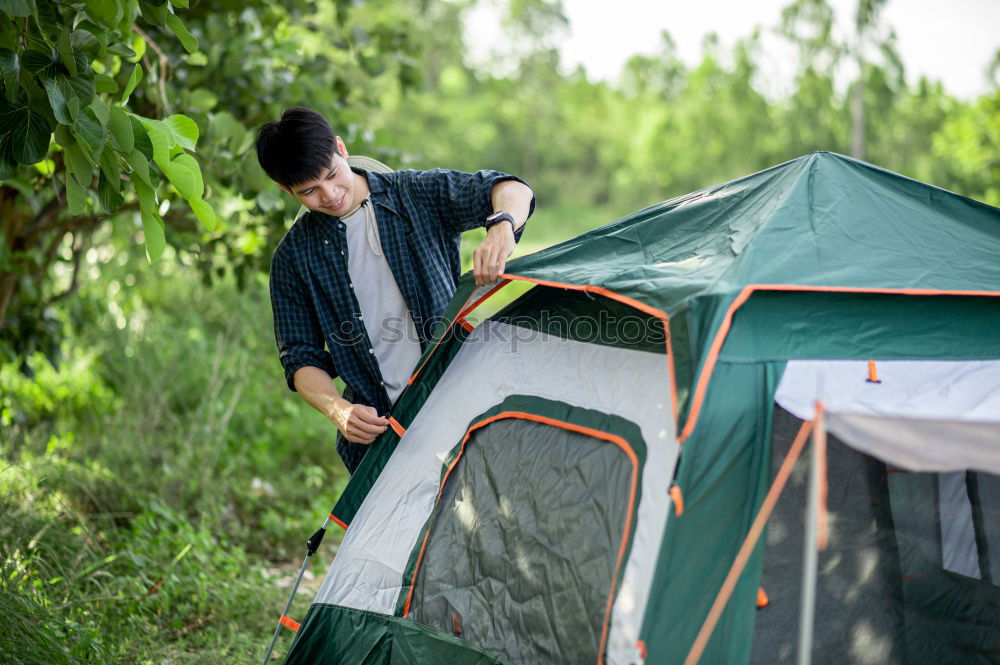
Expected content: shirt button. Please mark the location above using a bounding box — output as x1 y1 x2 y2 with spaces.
368 348 374 354
348 283 354 289
340 250 345 256
358 315 364 321
380 380 385 386
324 239 329 245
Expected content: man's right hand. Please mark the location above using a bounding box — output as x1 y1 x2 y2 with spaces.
331 401 388 444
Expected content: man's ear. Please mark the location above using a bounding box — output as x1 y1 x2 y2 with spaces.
335 135 349 158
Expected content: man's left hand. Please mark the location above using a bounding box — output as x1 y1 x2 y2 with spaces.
473 223 515 286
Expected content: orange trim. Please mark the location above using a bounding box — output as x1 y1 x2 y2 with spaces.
678 284 1000 444
458 318 475 333
499 273 679 424
400 410 640 665
756 587 770 608
389 417 406 437
330 514 348 530
669 484 684 517
636 640 648 659
452 611 462 636
866 359 882 383
683 419 814 665
408 280 510 385
279 615 300 632
814 401 829 551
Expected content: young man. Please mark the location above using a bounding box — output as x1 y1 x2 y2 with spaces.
256 107 534 473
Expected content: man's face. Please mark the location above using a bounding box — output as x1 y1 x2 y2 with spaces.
284 142 362 217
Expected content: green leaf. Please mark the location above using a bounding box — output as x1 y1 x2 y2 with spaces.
94 74 118 94
65 174 88 215
184 51 207 66
0 0 36 18
164 13 198 54
99 141 119 182
187 196 215 231
139 1 168 27
42 76 74 125
124 148 151 186
106 42 136 59
71 30 102 59
108 105 132 152
185 88 216 111
0 132 15 180
120 63 141 103
165 114 197 151
0 49 19 103
57 28 77 77
21 49 54 74
133 175 156 213
88 97 109 127
66 75 95 107
140 117 171 161
98 169 123 214
64 142 92 187
171 0 189 7
0 99 53 164
84 0 124 29
73 107 103 150
160 152 199 199
140 207 165 261
130 116 153 161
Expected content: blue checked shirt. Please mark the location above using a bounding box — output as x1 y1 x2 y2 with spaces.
269 167 532 471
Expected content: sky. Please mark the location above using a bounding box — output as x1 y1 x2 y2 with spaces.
467 0 1000 99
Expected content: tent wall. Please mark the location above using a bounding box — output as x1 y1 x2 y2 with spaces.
407 413 642 665
290 322 676 665
639 361 784 664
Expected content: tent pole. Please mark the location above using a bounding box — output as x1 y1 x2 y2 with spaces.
796 408 824 665
262 516 332 664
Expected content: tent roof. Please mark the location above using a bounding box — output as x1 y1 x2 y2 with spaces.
507 152 1000 315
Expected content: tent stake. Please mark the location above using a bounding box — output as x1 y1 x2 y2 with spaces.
262 516 331 664
796 406 824 665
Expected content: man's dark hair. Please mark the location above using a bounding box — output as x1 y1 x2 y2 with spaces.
255 107 339 188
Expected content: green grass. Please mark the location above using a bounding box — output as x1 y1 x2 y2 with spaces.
1 247 347 664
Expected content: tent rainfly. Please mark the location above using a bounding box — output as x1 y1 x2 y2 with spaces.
275 152 1000 665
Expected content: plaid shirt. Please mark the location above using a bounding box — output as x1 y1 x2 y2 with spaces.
269 167 532 471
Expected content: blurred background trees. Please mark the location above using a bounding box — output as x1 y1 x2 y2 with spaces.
1 0 997 662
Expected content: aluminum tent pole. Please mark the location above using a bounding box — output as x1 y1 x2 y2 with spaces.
262 515 332 664
796 403 826 665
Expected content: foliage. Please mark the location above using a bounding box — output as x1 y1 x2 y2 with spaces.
0 0 428 366
1 244 345 663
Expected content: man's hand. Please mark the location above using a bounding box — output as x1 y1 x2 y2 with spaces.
473 223 515 286
330 401 388 444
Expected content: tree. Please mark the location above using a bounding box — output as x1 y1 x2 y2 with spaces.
0 0 427 365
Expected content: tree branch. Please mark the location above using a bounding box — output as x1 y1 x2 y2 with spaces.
132 24 172 115
44 231 89 307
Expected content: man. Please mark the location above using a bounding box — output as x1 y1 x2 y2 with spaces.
256 107 534 473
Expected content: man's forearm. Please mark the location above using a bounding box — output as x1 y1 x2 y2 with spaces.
490 180 533 229
292 365 349 421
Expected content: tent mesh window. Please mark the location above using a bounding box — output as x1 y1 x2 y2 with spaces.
751 406 1000 665
408 418 635 665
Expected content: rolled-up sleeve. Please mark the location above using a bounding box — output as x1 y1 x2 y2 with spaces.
408 169 535 240
269 251 337 391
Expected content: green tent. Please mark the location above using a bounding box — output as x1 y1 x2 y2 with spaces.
279 152 1000 665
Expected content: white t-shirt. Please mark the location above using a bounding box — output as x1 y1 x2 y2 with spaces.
341 199 422 404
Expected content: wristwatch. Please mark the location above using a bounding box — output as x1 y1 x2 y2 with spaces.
485 210 516 232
